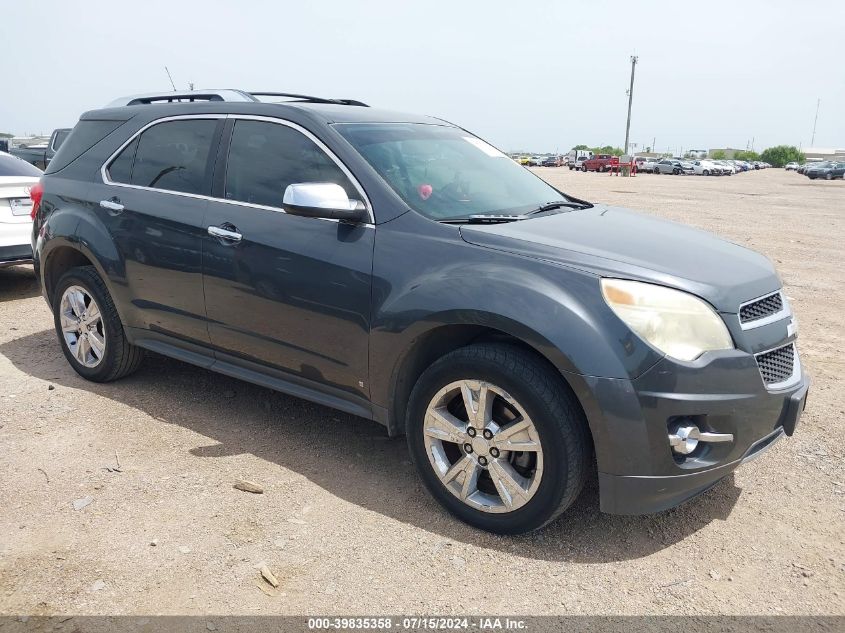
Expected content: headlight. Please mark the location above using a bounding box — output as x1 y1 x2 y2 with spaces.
601 279 734 361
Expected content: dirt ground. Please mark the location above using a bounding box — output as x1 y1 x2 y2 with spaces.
0 168 843 616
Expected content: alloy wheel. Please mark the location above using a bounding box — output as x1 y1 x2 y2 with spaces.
59 285 106 368
422 380 544 513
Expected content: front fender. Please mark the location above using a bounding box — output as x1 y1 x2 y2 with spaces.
368 212 663 425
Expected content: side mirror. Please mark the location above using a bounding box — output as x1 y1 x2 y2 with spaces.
282 183 367 222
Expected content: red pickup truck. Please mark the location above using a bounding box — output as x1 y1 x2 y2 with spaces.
580 154 617 172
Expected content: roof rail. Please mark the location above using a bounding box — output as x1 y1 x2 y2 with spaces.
106 89 369 108
249 92 369 107
106 89 258 107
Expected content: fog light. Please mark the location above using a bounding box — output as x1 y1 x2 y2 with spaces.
669 424 700 455
668 420 735 456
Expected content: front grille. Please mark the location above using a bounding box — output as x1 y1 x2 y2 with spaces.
740 292 783 324
755 343 795 385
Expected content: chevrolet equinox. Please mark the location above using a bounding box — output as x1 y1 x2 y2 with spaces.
30 90 809 534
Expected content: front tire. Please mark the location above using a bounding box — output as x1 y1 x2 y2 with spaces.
406 343 590 534
53 266 144 382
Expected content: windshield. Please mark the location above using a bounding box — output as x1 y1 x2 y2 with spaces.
335 123 574 220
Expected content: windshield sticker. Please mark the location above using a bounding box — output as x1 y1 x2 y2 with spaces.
463 137 507 158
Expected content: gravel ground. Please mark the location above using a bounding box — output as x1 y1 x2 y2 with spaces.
0 168 843 616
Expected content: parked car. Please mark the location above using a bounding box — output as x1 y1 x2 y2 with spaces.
691 160 724 176
654 158 694 175
805 161 845 180
581 154 616 172
784 162 799 171
567 149 593 170
540 155 562 167
31 89 808 534
10 128 72 170
634 157 657 173
0 152 42 266
712 160 735 175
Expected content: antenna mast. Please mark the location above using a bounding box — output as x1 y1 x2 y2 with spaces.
164 66 177 91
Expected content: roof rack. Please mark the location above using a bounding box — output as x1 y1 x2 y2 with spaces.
107 89 368 108
249 92 369 107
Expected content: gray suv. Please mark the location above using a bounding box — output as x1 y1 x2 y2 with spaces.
30 90 809 534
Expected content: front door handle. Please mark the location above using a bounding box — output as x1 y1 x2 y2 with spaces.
208 224 243 242
100 199 124 213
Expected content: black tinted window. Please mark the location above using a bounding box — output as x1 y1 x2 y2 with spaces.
0 154 43 177
224 120 356 208
130 120 217 195
107 137 138 184
45 120 125 174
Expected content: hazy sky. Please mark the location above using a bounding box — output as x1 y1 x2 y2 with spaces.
3 1 843 153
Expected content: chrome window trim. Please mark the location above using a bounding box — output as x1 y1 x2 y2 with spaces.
738 290 790 330
99 113 375 225
754 341 801 391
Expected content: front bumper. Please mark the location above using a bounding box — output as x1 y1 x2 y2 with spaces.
576 345 809 515
600 376 808 514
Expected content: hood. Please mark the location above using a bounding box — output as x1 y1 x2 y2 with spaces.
459 205 780 312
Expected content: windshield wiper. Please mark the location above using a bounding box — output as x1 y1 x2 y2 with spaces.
528 200 591 214
439 214 528 224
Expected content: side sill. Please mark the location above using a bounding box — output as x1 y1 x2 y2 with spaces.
129 328 381 426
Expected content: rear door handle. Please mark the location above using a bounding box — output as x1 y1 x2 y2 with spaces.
100 199 124 213
208 225 242 242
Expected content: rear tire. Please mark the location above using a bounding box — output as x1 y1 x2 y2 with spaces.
406 343 591 534
53 266 144 382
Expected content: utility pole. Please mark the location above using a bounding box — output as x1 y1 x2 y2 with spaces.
811 98 820 146
623 55 638 155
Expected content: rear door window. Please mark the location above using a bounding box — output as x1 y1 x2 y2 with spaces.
223 119 357 208
107 119 217 195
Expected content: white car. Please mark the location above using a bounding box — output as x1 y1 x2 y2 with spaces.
691 159 724 176
0 152 42 267
712 160 736 175
785 162 799 171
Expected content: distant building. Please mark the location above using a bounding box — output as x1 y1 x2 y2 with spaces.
707 148 744 159
802 147 845 162
687 149 708 159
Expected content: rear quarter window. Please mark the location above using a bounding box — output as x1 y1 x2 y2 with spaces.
45 120 126 174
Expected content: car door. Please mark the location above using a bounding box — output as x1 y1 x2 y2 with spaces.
202 117 374 398
94 115 224 345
